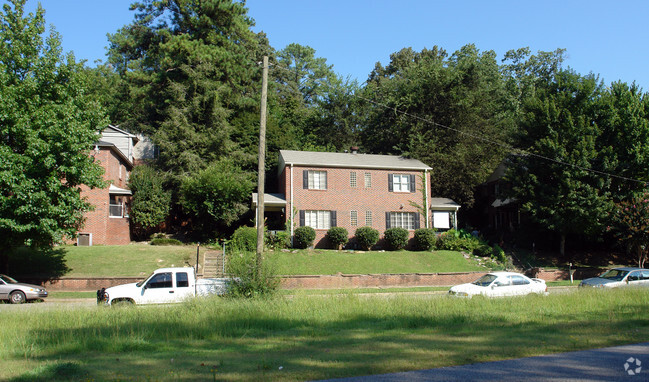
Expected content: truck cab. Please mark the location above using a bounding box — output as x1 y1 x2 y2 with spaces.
101 267 197 305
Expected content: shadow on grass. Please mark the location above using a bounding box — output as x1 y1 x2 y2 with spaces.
7 294 649 381
7 246 70 284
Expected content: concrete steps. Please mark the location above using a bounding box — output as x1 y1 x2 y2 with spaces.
202 250 225 277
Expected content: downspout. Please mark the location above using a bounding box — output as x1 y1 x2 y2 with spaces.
290 163 294 247
424 169 429 229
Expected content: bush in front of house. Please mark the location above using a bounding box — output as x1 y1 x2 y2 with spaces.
355 226 379 251
383 227 409 250
326 227 349 249
294 226 316 249
150 238 183 246
230 226 258 252
473 243 492 257
266 230 291 250
414 228 437 251
435 229 483 252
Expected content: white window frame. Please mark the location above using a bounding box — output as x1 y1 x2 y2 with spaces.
304 210 331 230
389 212 416 230
350 171 357 188
364 172 372 188
350 210 358 226
308 170 327 190
392 174 410 192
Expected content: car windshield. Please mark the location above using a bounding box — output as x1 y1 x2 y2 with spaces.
0 274 18 284
599 269 629 281
472 274 497 287
136 272 155 287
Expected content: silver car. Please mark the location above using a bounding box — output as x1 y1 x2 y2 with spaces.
579 267 649 288
0 274 49 303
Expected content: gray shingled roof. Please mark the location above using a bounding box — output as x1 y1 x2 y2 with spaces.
279 150 432 170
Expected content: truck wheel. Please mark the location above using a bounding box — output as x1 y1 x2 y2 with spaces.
112 299 134 306
10 291 26 304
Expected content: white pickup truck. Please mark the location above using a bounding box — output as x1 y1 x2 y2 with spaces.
97 267 232 305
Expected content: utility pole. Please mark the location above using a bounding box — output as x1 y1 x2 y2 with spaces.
256 56 268 270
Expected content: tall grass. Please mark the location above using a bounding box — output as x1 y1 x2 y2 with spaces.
1 289 648 381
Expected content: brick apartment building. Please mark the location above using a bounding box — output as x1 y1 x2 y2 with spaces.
76 125 138 245
253 149 460 249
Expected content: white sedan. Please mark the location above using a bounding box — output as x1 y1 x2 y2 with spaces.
448 271 547 297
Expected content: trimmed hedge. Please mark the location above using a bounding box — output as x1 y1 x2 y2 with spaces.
384 227 409 250
355 226 379 251
326 227 349 249
230 226 257 252
294 226 316 249
150 238 183 246
414 228 437 251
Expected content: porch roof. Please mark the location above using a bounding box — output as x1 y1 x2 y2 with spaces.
251 193 287 208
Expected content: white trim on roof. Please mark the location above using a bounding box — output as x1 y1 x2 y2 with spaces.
109 184 132 195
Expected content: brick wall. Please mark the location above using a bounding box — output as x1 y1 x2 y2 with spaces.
284 165 430 248
280 272 485 289
76 147 132 245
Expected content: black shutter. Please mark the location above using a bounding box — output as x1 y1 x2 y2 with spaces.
386 212 391 229
299 210 305 226
414 213 420 229
388 174 393 192
410 174 416 193
303 170 308 189
330 211 337 227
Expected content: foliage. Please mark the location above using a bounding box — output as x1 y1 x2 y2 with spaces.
608 192 649 267
0 0 107 272
225 250 279 298
325 227 349 249
179 160 254 238
355 226 379 251
266 230 290 250
383 227 409 250
414 228 437 251
230 226 258 252
150 238 183 246
505 69 613 255
473 244 492 257
293 226 316 249
492 244 507 264
128 165 171 231
436 230 483 252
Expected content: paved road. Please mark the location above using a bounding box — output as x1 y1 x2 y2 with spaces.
320 342 649 381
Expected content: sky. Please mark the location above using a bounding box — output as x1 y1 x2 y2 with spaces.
13 0 649 90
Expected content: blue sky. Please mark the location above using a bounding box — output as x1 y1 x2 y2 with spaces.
15 0 649 90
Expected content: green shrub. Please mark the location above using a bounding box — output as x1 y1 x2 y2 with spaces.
473 244 492 257
383 227 409 250
414 228 437 251
230 226 258 252
225 251 279 298
355 226 379 251
492 244 507 263
294 226 316 249
436 231 483 252
266 231 290 250
326 227 349 249
150 238 183 246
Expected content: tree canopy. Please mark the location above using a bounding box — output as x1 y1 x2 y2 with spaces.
0 0 107 271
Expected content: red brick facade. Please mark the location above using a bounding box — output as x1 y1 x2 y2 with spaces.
280 159 432 249
76 146 132 245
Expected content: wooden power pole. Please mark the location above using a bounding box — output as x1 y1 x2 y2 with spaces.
256 56 268 268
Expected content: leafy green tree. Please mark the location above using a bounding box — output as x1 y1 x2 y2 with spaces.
608 192 649 267
128 165 171 236
361 45 513 206
505 70 612 256
0 0 106 272
179 160 254 239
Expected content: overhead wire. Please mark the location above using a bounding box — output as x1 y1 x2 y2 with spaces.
268 61 648 186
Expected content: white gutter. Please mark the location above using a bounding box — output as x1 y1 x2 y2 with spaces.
290 163 294 247
424 169 429 229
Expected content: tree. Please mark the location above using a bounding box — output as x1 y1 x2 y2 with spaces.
361 45 513 207
0 0 106 271
179 160 254 239
128 165 171 238
609 192 649 267
505 70 612 256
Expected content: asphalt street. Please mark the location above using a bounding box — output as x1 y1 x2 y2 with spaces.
319 342 649 382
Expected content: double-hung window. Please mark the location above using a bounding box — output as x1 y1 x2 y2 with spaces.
304 170 327 190
388 174 415 193
350 210 358 226
350 172 357 187
386 211 419 230
300 210 335 229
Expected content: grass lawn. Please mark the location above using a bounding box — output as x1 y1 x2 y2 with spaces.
61 244 198 277
1 288 647 381
266 249 487 275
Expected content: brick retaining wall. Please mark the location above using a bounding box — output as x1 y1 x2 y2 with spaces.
39 268 604 291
